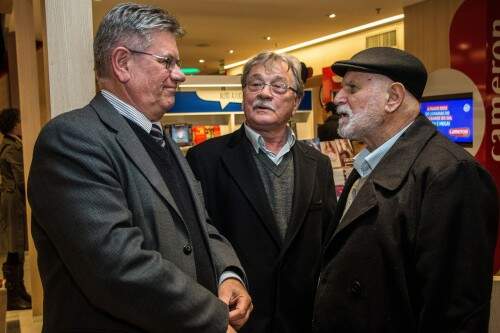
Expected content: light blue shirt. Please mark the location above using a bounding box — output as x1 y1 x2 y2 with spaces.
101 89 163 136
244 123 296 165
353 122 414 178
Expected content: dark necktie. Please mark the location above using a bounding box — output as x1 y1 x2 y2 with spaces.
150 123 166 148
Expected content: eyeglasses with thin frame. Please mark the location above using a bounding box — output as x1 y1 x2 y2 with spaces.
245 80 298 95
126 48 181 71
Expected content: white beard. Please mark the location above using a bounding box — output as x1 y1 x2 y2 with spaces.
337 102 385 140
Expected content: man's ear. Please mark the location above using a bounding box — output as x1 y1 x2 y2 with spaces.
292 95 302 116
385 82 405 113
111 47 132 83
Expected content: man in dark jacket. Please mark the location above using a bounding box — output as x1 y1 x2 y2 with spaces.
313 47 499 333
317 102 341 141
28 3 251 332
0 108 31 310
187 51 337 333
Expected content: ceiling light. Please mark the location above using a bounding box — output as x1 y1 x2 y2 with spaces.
181 68 201 75
225 14 404 70
229 50 234 54
198 59 205 63
265 36 271 41
328 13 336 18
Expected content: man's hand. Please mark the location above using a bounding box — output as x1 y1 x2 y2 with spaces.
218 278 253 330
226 324 237 333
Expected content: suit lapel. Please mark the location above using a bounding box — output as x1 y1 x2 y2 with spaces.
332 180 377 237
221 128 283 247
280 143 316 253
164 133 209 234
89 94 183 219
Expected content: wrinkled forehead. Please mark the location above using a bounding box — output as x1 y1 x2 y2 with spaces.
249 60 292 80
342 71 392 86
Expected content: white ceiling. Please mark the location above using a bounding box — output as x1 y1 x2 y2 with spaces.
88 1 423 74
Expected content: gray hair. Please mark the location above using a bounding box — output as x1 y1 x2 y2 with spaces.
241 51 304 98
94 3 184 78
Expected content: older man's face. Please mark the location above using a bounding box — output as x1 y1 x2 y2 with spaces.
243 61 300 132
125 31 185 121
333 71 390 143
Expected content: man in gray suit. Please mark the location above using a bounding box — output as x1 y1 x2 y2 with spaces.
28 3 252 333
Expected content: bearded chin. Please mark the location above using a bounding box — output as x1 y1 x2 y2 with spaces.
338 119 357 140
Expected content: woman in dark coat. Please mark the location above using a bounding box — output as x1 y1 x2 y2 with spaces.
0 108 31 310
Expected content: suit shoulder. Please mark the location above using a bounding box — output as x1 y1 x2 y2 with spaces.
418 133 477 167
40 105 97 135
409 133 494 187
35 105 103 151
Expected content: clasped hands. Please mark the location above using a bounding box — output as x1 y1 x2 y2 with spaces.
218 278 253 332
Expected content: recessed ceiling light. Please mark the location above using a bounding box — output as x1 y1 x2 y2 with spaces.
198 59 205 63
225 14 405 70
265 36 271 41
328 13 336 19
229 49 234 54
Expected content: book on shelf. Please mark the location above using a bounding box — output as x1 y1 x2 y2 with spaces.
192 125 221 145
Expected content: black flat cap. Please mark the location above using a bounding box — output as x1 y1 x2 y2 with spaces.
332 47 427 100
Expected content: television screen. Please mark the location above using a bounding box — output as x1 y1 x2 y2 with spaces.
420 92 473 147
168 124 192 146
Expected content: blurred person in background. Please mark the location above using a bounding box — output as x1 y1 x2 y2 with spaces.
0 107 31 310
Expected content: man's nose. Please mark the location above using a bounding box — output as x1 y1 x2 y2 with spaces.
334 89 346 105
257 84 273 98
171 66 186 83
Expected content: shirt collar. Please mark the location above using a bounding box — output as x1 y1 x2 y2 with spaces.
100 89 163 134
244 123 296 165
353 121 413 178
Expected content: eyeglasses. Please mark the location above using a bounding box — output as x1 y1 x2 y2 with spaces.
127 48 181 71
245 80 298 95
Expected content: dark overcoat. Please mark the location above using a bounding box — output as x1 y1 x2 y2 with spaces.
187 127 337 333
313 115 499 333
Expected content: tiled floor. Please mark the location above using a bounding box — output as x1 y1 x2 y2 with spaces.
6 310 42 333
1 253 42 333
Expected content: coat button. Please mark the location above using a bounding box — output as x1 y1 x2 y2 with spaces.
350 280 362 296
183 244 192 255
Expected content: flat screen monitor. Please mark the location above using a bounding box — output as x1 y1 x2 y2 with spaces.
168 124 192 146
420 92 473 147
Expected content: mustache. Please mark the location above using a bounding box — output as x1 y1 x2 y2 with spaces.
336 105 352 116
253 100 275 111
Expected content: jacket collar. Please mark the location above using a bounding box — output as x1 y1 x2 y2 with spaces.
326 114 437 243
88 93 183 218
223 127 320 252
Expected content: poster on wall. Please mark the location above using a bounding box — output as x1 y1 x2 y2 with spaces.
449 0 500 273
319 139 355 198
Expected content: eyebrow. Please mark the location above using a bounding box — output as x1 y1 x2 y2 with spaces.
248 73 287 81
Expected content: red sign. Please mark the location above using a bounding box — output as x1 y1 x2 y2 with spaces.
449 0 500 273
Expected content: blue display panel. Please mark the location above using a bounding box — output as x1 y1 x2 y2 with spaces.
170 90 312 113
420 93 473 146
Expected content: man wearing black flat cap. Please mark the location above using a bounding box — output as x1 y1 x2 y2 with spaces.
313 47 499 333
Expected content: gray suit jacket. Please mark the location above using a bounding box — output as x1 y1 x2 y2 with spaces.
28 93 244 333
